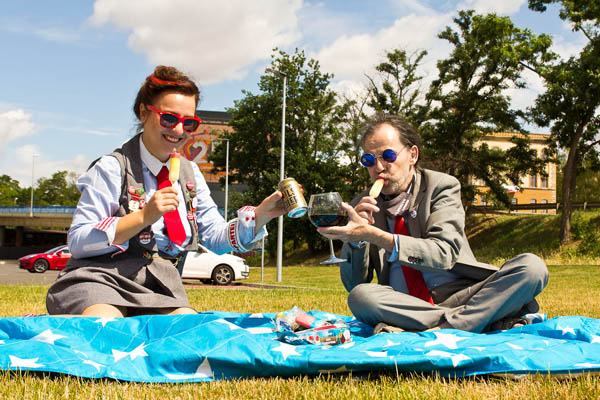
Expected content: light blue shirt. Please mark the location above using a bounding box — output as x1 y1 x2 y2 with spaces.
68 137 265 259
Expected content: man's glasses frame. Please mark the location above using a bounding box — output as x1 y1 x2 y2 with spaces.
360 148 406 167
146 105 202 134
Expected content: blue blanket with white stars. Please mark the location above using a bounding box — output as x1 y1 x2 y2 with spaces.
0 311 599 382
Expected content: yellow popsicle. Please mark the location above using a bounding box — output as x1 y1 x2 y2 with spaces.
169 150 181 184
369 177 385 198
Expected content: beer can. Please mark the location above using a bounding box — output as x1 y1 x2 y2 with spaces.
278 178 307 218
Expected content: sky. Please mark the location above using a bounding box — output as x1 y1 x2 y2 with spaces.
0 0 587 187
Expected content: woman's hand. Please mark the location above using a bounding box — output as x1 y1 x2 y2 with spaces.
254 190 287 230
141 186 180 226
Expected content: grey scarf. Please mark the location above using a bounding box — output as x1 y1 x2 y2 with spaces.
381 175 414 217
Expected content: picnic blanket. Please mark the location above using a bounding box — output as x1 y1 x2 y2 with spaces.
0 310 599 382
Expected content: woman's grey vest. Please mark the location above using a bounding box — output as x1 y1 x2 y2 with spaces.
65 134 198 272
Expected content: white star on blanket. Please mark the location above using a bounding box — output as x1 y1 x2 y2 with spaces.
165 358 214 380
425 332 468 350
9 355 44 368
272 343 300 360
83 359 104 372
425 350 471 367
94 317 117 327
557 325 576 336
31 329 66 344
112 343 149 362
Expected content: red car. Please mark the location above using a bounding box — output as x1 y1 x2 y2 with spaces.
19 245 71 273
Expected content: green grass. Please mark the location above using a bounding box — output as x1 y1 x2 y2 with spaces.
466 209 600 265
1 265 599 398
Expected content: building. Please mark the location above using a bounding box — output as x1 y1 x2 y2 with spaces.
474 132 557 214
182 110 247 215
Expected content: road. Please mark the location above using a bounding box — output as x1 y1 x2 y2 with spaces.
0 260 263 289
0 260 60 285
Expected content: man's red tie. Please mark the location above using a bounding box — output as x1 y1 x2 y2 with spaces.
394 215 434 304
156 166 186 246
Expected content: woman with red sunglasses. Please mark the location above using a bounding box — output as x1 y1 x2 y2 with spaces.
46 65 286 318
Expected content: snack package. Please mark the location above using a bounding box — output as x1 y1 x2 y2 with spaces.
279 321 352 346
274 306 330 332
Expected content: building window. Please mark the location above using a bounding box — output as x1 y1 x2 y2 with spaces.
541 199 548 214
541 175 548 188
529 175 537 188
480 196 487 206
511 198 518 205
530 199 537 214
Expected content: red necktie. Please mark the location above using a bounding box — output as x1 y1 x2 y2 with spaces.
394 215 434 304
156 166 186 246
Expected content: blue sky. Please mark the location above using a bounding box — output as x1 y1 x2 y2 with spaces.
0 0 585 186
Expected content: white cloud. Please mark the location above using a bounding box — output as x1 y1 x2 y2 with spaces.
90 0 303 84
458 0 526 15
551 35 587 59
3 146 89 186
315 12 454 83
0 109 36 147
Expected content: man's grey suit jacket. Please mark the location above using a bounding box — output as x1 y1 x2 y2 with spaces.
340 168 498 293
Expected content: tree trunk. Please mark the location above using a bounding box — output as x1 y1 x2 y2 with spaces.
559 127 584 245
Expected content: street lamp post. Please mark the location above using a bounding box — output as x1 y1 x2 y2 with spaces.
268 69 287 283
29 153 38 217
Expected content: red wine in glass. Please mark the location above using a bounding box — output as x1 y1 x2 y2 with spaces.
308 213 349 227
308 192 348 264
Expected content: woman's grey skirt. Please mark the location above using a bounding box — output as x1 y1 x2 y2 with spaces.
46 258 192 315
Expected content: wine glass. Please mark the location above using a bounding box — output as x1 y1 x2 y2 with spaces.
308 192 348 265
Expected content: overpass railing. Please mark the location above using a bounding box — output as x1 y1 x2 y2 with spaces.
0 206 76 214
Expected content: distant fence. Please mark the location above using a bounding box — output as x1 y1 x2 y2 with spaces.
0 206 76 214
470 202 600 214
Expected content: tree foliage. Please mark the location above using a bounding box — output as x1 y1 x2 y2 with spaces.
210 49 354 252
419 10 552 207
366 49 428 124
35 171 80 206
528 0 600 243
0 171 80 207
0 175 22 206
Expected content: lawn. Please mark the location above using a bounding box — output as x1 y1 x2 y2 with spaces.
0 264 599 399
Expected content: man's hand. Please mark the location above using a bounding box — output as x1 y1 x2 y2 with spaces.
317 202 371 243
317 201 395 252
142 186 179 226
354 196 380 225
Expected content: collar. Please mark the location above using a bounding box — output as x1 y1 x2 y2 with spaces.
139 135 170 176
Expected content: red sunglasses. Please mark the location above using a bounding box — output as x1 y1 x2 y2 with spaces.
146 105 202 133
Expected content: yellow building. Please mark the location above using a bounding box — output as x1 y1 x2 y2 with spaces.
474 132 557 214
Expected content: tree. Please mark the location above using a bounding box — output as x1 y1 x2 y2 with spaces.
365 49 428 125
210 49 352 253
528 0 600 244
0 175 21 206
35 171 80 206
419 10 552 207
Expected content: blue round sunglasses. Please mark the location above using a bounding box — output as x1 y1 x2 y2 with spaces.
360 148 404 167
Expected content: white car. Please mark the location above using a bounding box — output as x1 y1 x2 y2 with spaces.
181 244 249 285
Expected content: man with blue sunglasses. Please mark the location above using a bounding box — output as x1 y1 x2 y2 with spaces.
317 113 548 333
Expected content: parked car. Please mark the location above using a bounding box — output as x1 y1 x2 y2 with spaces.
19 245 71 273
181 244 249 285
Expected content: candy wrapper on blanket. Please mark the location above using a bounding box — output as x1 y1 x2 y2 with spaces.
274 306 352 346
279 322 352 346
